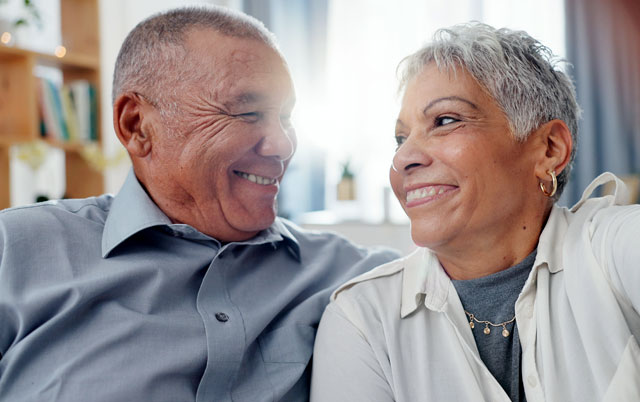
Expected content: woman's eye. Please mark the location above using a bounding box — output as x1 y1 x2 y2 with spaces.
394 135 406 150
435 116 458 127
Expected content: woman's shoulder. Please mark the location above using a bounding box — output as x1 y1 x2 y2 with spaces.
330 248 422 302
321 252 411 335
326 248 435 329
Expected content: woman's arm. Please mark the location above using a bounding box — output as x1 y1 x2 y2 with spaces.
592 204 640 311
310 302 394 402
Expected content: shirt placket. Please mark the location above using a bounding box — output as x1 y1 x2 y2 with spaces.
195 245 246 401
443 297 512 402
515 267 545 402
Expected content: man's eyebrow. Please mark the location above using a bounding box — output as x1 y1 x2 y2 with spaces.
223 92 266 109
422 96 479 115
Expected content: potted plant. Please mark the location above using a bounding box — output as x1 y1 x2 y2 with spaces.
0 0 42 46
337 160 356 201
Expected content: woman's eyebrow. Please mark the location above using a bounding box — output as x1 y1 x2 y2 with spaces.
395 119 409 132
422 96 479 115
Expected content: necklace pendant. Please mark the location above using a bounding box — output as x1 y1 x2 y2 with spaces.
483 326 490 335
469 321 475 329
502 328 510 337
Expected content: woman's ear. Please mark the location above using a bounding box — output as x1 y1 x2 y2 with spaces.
532 119 573 180
113 93 153 158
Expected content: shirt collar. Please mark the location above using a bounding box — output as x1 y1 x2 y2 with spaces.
399 204 570 318
102 170 172 257
235 218 301 262
400 248 451 317
102 169 300 260
400 172 628 318
534 204 568 274
266 218 301 261
535 171 628 274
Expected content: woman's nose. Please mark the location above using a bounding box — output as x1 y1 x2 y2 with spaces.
391 135 431 174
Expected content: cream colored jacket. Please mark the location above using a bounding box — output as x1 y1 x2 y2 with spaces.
311 173 640 402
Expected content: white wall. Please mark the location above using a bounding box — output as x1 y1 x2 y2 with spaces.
302 221 415 255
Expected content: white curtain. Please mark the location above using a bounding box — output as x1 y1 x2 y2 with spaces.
561 0 640 205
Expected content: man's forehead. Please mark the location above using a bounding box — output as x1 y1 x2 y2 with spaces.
185 28 277 64
180 28 293 107
195 68 294 111
187 33 286 76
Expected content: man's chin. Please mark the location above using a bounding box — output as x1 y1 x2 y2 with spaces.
236 210 278 232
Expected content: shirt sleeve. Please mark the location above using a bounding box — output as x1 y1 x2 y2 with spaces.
310 302 394 402
592 204 640 311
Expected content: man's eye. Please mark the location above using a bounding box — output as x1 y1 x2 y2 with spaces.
236 112 261 122
435 116 458 127
395 135 406 150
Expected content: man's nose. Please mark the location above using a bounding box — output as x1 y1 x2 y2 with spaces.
256 118 296 161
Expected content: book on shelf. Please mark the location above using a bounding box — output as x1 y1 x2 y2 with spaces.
37 77 98 144
60 86 80 142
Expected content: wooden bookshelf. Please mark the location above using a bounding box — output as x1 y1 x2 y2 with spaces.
0 0 102 209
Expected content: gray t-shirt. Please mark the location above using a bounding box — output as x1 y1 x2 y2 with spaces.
452 250 536 402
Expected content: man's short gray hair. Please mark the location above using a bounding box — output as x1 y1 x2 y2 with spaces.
112 6 278 106
398 22 580 200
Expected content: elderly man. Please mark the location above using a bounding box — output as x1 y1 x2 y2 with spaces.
0 7 398 401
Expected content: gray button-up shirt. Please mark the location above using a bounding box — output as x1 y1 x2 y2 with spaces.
0 170 399 402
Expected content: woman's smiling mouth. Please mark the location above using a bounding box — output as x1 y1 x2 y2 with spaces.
406 185 457 206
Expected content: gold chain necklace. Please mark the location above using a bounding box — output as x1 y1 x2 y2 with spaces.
464 310 516 338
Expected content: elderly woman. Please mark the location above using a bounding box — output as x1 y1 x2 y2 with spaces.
310 23 640 402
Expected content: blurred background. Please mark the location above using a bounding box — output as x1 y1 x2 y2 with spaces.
1 0 638 253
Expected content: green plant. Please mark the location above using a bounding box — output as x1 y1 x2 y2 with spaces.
0 0 42 29
341 160 354 180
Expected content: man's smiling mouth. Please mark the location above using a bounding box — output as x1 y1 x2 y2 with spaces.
234 170 277 186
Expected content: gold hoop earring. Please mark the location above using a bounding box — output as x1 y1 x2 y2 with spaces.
540 170 557 197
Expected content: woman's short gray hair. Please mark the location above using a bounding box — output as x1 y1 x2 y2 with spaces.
398 22 580 200
112 6 278 106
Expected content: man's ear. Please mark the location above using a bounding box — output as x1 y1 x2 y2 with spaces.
113 93 153 157
532 119 573 180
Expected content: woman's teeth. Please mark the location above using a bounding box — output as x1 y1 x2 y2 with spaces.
407 186 447 202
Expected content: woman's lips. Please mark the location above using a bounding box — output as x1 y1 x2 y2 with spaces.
405 184 457 206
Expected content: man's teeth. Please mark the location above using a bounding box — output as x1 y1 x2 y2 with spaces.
235 171 277 185
406 186 447 202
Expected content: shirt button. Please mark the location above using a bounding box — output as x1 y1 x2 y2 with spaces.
215 312 229 322
527 375 538 387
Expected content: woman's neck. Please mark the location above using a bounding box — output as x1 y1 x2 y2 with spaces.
436 205 552 280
